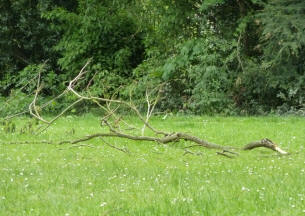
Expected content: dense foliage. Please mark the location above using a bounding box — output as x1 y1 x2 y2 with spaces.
0 0 304 115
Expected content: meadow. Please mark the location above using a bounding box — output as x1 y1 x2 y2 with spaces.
0 115 304 215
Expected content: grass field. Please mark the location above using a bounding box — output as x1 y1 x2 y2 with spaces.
0 115 305 215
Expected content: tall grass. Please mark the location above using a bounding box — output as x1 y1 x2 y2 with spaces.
0 115 304 215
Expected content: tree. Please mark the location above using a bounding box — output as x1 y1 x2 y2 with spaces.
0 0 304 114
43 0 145 97
0 0 76 96
133 0 305 114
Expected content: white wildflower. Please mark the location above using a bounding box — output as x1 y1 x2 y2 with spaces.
100 202 107 207
241 186 250 192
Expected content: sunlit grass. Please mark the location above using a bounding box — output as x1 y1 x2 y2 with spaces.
0 115 305 215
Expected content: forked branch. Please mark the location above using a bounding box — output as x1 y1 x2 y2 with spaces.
2 60 289 157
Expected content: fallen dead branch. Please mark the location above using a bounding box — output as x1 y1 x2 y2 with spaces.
1 60 289 157
243 138 288 154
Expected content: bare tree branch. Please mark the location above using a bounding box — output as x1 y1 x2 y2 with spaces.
2 60 290 157
99 138 129 153
36 98 84 134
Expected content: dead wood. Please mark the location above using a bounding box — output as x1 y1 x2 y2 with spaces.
243 138 288 154
57 131 287 155
1 60 289 157
216 151 235 159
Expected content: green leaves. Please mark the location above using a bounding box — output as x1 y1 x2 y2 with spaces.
0 0 304 114
255 0 305 109
0 0 64 96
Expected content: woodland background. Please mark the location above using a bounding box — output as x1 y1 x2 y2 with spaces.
1 0 304 116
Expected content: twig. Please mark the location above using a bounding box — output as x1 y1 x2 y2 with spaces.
0 140 55 145
65 64 169 136
36 98 84 134
4 89 68 121
141 84 163 135
237 33 244 73
99 138 129 153
70 144 95 148
216 151 234 159
28 62 50 123
223 149 239 155
184 144 203 149
183 149 195 156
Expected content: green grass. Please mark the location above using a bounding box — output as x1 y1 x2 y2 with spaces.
0 115 305 215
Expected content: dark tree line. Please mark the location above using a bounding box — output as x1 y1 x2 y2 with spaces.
0 0 304 115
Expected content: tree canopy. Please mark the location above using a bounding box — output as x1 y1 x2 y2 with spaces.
0 0 304 115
